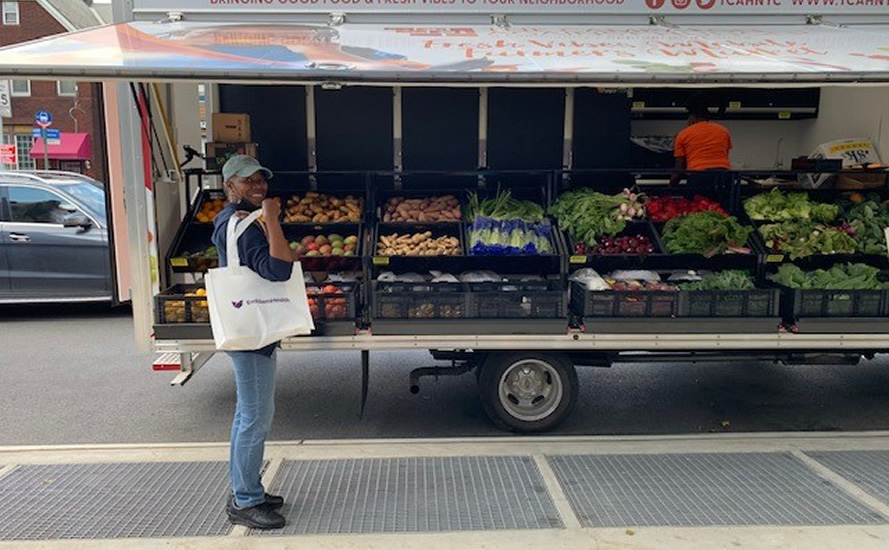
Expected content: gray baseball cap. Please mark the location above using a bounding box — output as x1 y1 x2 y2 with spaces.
222 155 274 182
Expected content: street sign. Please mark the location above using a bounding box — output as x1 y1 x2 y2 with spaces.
0 81 11 118
0 144 16 165
32 128 60 140
35 110 53 128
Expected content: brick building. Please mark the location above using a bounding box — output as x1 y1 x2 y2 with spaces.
1 0 107 182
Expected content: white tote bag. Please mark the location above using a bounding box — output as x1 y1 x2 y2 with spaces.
205 210 314 350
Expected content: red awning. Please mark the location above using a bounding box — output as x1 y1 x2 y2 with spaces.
31 132 91 160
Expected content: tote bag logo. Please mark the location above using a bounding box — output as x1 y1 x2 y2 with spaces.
232 300 244 309
231 297 291 309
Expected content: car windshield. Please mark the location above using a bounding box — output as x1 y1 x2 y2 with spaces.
57 182 107 225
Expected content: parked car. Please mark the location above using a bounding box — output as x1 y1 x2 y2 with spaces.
0 170 112 303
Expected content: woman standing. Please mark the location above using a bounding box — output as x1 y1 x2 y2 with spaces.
669 94 733 194
211 154 292 530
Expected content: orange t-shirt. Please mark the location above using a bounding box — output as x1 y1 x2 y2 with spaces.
674 121 732 170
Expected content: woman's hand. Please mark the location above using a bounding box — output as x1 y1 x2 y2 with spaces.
261 198 281 223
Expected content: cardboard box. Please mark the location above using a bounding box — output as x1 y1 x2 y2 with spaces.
205 142 258 171
835 171 887 190
212 113 251 143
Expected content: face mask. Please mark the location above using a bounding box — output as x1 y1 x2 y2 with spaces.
235 199 260 212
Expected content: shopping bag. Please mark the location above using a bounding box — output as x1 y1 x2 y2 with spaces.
205 210 314 350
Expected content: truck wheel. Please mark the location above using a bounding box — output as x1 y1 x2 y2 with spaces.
478 352 578 433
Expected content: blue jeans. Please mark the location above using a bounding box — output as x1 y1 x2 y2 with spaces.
227 350 277 508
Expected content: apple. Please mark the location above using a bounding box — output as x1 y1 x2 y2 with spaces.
295 245 307 256
319 244 333 255
344 235 358 245
301 235 315 246
315 235 329 246
306 242 320 252
331 247 344 256
328 233 343 243
344 250 355 256
289 241 299 250
344 243 355 252
305 250 321 257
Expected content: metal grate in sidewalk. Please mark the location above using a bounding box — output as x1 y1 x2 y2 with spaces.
807 451 889 508
257 456 563 535
0 462 232 540
549 452 885 528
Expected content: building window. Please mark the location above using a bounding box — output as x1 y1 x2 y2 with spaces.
57 81 77 97
15 134 35 170
2 2 19 25
11 79 30 97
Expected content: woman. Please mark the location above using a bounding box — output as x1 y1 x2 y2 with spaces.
211 154 292 530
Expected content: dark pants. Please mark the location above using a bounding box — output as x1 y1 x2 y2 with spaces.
686 169 733 204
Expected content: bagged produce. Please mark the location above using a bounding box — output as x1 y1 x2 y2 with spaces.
608 270 662 283
460 271 502 283
568 268 610 291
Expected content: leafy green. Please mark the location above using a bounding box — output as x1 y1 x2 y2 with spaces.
744 188 838 223
549 188 641 246
771 263 889 290
466 188 544 222
680 271 755 291
661 212 753 257
758 222 857 259
839 198 889 255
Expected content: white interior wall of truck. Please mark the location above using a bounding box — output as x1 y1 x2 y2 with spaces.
632 86 889 168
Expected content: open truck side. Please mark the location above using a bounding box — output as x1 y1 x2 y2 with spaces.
2 1 889 432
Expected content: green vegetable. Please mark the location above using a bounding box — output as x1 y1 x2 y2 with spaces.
466 188 544 222
771 263 889 290
680 271 755 291
839 198 889 255
744 188 838 223
758 222 857 260
549 188 644 245
661 212 753 257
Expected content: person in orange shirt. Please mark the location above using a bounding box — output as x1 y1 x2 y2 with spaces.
669 95 733 190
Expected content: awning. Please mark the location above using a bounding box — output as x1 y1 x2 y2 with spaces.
0 21 887 84
31 133 91 160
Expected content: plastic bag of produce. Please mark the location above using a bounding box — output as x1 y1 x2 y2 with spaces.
609 270 661 283
206 210 314 351
667 270 704 282
430 271 460 283
459 270 502 283
569 268 610 291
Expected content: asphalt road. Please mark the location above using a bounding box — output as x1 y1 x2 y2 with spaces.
3 304 889 446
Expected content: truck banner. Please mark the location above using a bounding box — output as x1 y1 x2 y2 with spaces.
133 0 889 16
0 21 886 78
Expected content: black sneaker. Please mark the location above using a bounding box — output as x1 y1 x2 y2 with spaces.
263 492 284 509
227 497 285 529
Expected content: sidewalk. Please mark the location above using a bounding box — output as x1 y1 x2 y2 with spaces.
3 433 889 549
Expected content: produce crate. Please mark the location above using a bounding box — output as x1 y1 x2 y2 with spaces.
565 221 661 260
678 289 780 318
372 281 469 320
284 224 363 272
191 190 228 224
167 223 218 273
277 191 364 224
377 192 463 224
467 279 564 319
570 281 678 318
154 285 214 340
306 282 358 324
788 288 887 318
374 223 465 257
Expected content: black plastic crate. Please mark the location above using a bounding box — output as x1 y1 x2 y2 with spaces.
570 281 678 318
792 289 887 318
678 289 780 318
154 285 210 324
467 279 564 319
191 190 228 225
372 281 469 319
306 282 358 323
564 221 661 257
277 191 364 224
374 223 464 257
284 224 363 272
378 193 463 224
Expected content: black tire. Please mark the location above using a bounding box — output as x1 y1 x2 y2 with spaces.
477 352 578 433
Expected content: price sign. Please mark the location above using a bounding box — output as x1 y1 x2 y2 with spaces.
0 144 16 165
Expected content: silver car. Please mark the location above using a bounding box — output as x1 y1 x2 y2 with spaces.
0 171 112 303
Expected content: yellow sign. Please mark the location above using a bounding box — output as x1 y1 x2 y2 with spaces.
766 254 785 263
372 257 390 266
729 101 742 109
170 257 188 267
632 101 645 109
569 255 587 264
778 112 791 120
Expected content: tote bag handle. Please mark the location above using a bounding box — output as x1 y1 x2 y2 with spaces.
225 209 263 271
